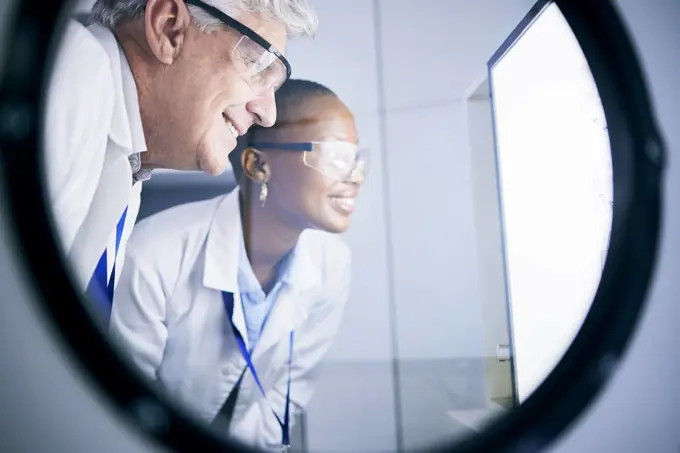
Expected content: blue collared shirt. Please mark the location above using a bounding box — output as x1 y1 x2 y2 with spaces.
237 230 295 349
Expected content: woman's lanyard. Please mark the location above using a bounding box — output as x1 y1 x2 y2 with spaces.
221 291 294 452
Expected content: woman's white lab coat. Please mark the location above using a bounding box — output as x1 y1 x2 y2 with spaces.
109 188 351 450
43 18 146 290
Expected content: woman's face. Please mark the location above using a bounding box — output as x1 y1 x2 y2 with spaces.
261 96 363 234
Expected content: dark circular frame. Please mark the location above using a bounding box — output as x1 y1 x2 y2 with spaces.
0 0 665 452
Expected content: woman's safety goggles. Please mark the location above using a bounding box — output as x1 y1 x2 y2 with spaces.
184 0 291 96
249 141 369 182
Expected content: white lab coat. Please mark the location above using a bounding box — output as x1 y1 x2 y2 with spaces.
109 188 351 450
43 19 146 291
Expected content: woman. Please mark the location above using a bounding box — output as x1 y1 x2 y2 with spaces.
109 79 366 451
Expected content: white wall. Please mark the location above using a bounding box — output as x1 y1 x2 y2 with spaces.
379 0 536 362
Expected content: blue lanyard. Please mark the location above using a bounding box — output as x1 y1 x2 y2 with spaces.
87 207 128 320
221 291 294 451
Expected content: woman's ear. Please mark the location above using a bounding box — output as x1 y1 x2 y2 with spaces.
242 147 271 184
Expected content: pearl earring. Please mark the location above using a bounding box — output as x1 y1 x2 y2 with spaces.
259 182 268 207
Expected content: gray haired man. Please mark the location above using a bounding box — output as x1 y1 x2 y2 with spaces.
43 0 317 315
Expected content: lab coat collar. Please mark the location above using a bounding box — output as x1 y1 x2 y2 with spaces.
86 24 147 156
202 188 320 353
120 50 147 155
203 189 242 293
203 188 321 293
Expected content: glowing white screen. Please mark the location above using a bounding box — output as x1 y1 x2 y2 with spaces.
490 3 613 403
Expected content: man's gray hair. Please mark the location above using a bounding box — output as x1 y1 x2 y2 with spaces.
90 0 318 37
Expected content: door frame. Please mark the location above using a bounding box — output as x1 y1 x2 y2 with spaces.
464 70 519 410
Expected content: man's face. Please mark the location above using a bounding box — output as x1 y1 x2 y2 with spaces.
142 3 287 175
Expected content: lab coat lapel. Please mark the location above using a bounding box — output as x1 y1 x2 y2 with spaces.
202 189 249 345
87 24 136 152
221 291 248 351
231 292 249 348
68 151 131 289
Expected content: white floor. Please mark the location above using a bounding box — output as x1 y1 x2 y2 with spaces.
447 400 508 432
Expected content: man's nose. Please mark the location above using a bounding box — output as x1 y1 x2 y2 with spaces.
247 90 277 128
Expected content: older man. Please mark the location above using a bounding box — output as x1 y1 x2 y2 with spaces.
43 0 317 317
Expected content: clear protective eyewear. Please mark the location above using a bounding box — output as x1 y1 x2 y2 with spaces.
184 0 292 96
249 141 369 182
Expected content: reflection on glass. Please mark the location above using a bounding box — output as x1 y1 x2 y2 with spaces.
42 1 615 451
490 3 613 403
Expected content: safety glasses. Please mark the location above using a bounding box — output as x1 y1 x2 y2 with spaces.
184 0 292 96
249 141 369 182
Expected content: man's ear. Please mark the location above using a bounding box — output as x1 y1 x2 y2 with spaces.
242 148 271 184
144 0 192 65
